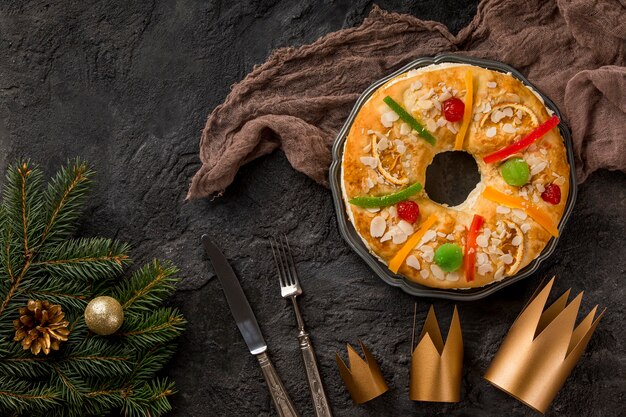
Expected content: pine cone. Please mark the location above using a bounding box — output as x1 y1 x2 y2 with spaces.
13 300 70 355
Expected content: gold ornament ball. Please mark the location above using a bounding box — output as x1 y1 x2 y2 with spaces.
84 296 124 335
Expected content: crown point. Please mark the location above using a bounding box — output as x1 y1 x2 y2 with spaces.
485 277 604 413
410 306 463 403
336 340 389 404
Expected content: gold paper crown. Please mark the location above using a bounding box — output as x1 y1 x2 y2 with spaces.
410 305 463 402
335 340 389 404
485 277 605 413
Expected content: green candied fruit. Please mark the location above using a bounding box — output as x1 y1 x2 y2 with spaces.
499 157 530 187
434 243 463 272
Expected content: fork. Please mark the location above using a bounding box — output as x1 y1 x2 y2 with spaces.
271 236 333 417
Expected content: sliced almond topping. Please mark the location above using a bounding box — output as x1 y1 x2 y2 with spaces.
394 139 407 154
476 252 489 265
417 99 433 110
407 255 421 270
491 110 506 124
392 231 408 244
447 123 459 134
419 246 434 262
502 123 516 134
360 156 378 168
381 111 399 127
371 135 409 185
502 223 524 274
494 265 505 281
370 216 386 237
479 103 539 128
430 264 445 280
397 220 414 235
420 230 437 244
426 119 438 132
446 271 460 282
478 263 493 276
531 161 548 176
512 209 527 220
476 234 489 247
500 253 514 264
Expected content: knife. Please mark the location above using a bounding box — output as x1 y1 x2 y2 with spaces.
202 235 301 417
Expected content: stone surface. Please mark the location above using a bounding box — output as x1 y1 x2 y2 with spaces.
0 1 624 416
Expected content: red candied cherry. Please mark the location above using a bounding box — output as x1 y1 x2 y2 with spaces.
442 97 465 122
397 201 420 223
541 184 561 205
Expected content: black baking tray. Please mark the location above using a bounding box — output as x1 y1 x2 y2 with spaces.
328 54 577 300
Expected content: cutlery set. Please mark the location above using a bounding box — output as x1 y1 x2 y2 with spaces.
202 235 332 417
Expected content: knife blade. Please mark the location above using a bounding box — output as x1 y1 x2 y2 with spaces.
201 235 267 355
202 235 301 417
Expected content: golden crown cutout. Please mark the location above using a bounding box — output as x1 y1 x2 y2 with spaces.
485 277 605 413
335 340 389 404
410 305 463 402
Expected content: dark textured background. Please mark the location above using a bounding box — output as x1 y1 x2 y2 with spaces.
1 1 624 416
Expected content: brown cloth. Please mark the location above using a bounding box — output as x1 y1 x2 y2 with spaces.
188 0 626 199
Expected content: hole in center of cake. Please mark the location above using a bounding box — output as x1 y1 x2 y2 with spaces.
425 151 480 207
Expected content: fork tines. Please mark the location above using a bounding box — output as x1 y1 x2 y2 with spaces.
270 235 301 297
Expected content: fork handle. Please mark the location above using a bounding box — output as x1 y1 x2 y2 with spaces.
298 331 334 417
256 351 301 417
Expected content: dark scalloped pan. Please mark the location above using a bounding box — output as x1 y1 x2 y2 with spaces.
328 54 577 300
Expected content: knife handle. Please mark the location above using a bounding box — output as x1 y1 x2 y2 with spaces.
298 331 333 417
257 351 301 417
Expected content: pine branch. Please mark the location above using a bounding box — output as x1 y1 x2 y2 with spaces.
0 161 46 318
31 238 131 284
19 289 89 313
0 208 20 287
119 309 186 350
0 160 185 416
40 159 93 247
127 344 177 382
0 339 51 379
59 338 133 380
0 377 60 414
0 161 109 319
83 387 125 415
121 379 175 417
51 367 88 406
2 161 46 260
20 278 91 313
114 260 179 314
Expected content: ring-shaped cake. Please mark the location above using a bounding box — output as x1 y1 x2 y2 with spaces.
340 63 570 289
